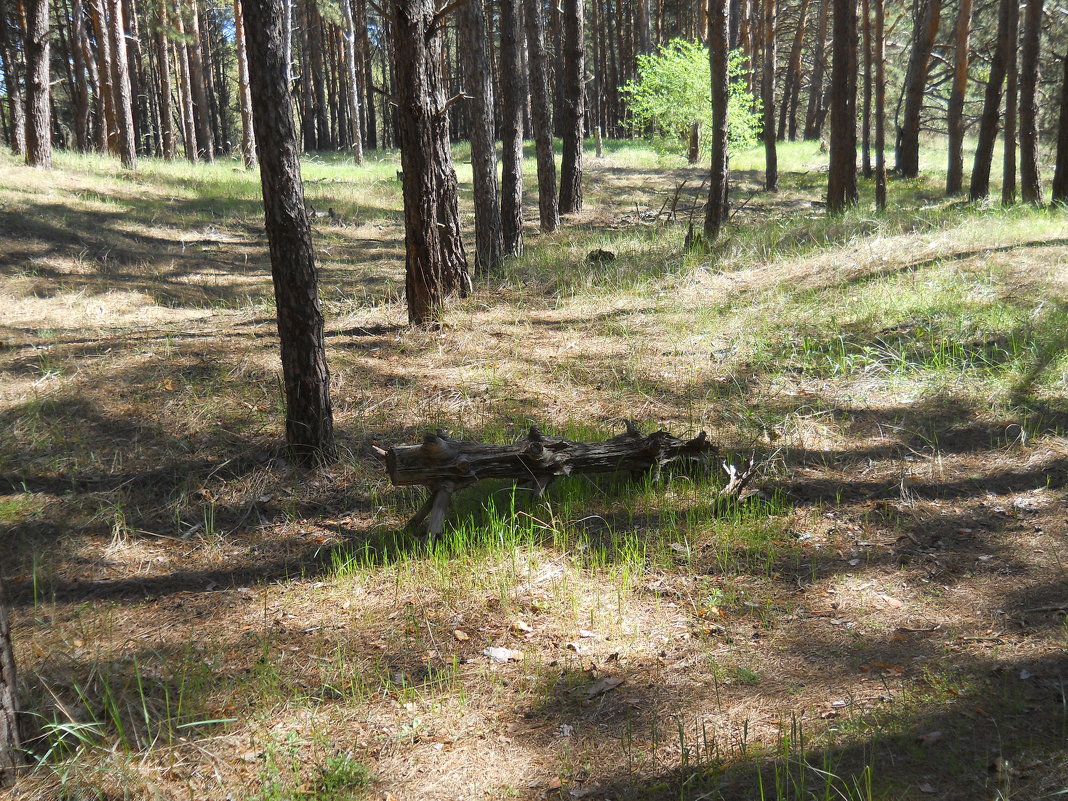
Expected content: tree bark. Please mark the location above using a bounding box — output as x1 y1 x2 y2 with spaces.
339 0 363 163
803 0 828 139
108 0 137 167
0 578 22 789
392 0 471 325
827 0 857 211
70 0 91 151
234 0 256 167
24 0 51 167
1053 48 1068 204
860 0 871 176
762 0 777 190
461 0 503 273
0 0 26 154
1001 0 1018 204
873 0 885 209
186 0 214 160
558 0 584 214
945 0 973 194
1017 0 1042 205
779 0 810 142
156 0 176 159
969 0 1013 200
705 0 731 241
499 0 524 255
894 0 940 177
175 15 198 161
242 0 337 466
524 0 558 232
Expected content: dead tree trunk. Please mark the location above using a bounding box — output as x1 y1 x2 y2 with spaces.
945 0 973 194
524 0 559 232
379 424 723 538
895 0 940 177
705 0 731 241
0 577 23 789
392 0 471 324
23 0 51 167
558 0 584 214
242 0 337 466
461 0 503 273
1017 0 1042 205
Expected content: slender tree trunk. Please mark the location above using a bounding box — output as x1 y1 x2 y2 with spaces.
762 0 777 190
242 0 336 466
500 0 524 255
23 0 50 167
234 0 256 167
107 0 137 167
779 0 810 141
860 0 871 176
175 19 198 161
874 0 885 208
558 0 584 214
339 0 363 163
827 0 857 210
0 578 22 789
391 0 471 325
88 0 118 152
1017 0 1042 205
1053 48 1068 204
524 0 558 232
462 0 503 273
0 0 26 154
969 0 1013 199
945 0 973 194
1001 0 1019 204
156 0 175 159
705 0 731 240
895 0 940 177
186 0 214 160
282 0 292 88
804 0 828 139
358 0 375 149
70 0 91 150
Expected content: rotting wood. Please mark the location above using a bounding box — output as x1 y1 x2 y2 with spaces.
375 422 760 540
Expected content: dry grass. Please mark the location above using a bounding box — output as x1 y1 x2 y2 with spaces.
1 140 1067 801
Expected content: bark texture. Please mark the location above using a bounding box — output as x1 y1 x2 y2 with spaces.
24 0 51 167
0 577 22 788
242 0 337 465
969 0 1014 200
558 0 584 214
1053 48 1068 204
1017 0 1042 205
705 0 731 241
108 0 137 166
873 0 885 209
762 0 777 190
499 0 524 255
945 0 973 194
827 0 857 211
524 0 559 232
392 0 471 324
234 0 257 167
895 0 940 177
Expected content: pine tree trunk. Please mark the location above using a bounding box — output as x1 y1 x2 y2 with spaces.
945 0 973 194
499 0 524 255
461 0 503 273
894 0 940 177
778 0 809 141
234 0 256 167
242 0 337 466
186 0 214 160
803 0 828 139
873 0 885 208
70 0 91 150
558 0 584 214
24 0 50 167
156 0 176 158
1001 0 1019 204
357 0 375 149
762 0 777 190
860 0 871 176
339 0 363 163
827 0 857 211
175 18 198 161
524 0 558 232
969 0 1013 199
705 0 731 241
1017 0 1042 205
108 0 137 167
1053 48 1068 204
0 0 26 154
0 577 21 789
392 0 471 325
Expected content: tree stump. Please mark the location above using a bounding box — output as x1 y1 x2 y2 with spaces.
376 422 753 540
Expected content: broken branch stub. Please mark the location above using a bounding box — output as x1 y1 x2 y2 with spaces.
381 422 720 539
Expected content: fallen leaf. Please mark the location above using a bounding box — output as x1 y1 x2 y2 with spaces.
584 675 624 699
452 629 470 641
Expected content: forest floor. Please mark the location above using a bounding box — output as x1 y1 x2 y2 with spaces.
1 140 1067 801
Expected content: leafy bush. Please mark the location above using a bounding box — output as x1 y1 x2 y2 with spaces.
621 39 761 159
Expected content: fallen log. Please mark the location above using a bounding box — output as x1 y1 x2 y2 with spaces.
374 422 755 540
